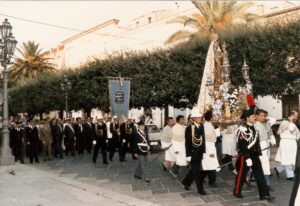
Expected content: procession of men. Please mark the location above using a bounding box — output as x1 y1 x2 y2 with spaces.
6 107 300 205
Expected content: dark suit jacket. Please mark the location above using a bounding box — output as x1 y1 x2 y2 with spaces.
185 123 206 162
64 124 75 142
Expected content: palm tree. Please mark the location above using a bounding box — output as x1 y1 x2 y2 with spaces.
165 0 259 44
9 41 56 85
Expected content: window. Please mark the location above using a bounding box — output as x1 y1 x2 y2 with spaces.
148 17 152 24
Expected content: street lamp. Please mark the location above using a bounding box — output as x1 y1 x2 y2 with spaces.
60 74 71 119
0 19 18 166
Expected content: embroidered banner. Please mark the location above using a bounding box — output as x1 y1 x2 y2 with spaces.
108 79 131 118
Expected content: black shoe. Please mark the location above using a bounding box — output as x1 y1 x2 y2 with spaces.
162 164 167 172
93 159 97 164
260 196 275 201
183 185 190 191
35 160 40 163
30 161 33 164
233 193 244 198
287 177 294 181
274 168 280 179
145 179 150 183
134 175 142 179
103 161 108 165
209 183 217 188
228 164 235 171
198 189 207 195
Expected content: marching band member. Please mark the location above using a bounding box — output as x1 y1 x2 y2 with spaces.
93 117 108 164
202 110 220 187
120 116 135 161
109 116 121 162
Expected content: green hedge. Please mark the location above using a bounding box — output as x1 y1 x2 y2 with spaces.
9 19 300 116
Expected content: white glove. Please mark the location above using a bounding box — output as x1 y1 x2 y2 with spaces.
106 139 108 143
93 140 96 145
246 158 253 167
186 157 191 162
122 139 126 143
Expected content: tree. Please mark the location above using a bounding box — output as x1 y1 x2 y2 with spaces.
9 41 56 85
8 19 300 117
165 0 258 44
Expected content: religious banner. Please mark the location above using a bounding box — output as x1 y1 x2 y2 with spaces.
108 78 131 118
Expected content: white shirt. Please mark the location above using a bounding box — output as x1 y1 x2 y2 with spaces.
106 121 112 139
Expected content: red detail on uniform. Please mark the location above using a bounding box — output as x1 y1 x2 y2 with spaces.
246 94 255 107
235 155 245 194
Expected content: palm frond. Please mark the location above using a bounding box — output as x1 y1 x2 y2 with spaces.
164 30 195 45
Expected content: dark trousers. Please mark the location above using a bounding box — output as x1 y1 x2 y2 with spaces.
119 139 129 161
215 141 222 163
28 144 39 163
108 138 120 161
203 170 217 185
182 159 205 192
65 138 75 156
234 154 269 198
290 167 300 206
53 138 63 158
15 145 25 163
76 136 85 154
93 141 108 163
85 136 93 153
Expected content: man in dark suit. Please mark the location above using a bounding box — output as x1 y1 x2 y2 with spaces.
109 116 121 162
11 121 26 164
83 117 95 154
120 116 135 162
64 118 76 156
182 109 207 195
74 117 85 155
26 119 40 163
93 117 108 164
53 118 64 159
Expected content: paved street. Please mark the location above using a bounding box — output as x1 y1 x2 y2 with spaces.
27 148 293 206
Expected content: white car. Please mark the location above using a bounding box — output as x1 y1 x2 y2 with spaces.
145 124 161 151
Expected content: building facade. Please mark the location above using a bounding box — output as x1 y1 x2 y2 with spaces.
42 2 300 122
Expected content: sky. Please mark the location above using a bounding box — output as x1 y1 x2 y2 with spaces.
0 1 299 52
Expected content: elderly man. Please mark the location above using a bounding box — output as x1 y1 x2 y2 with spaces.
40 120 53 161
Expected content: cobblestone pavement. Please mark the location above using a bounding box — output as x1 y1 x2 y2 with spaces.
29 148 293 206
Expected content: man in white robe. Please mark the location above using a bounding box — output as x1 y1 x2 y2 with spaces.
275 111 300 180
170 115 187 177
202 110 220 187
221 124 238 170
255 109 276 189
160 117 175 171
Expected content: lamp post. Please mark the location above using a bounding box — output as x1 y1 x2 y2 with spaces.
60 74 71 119
0 19 18 166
